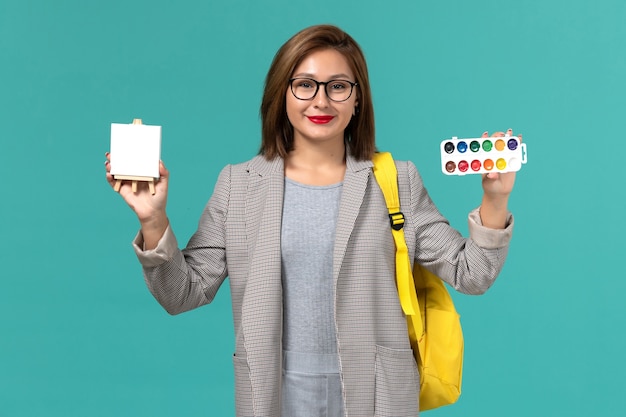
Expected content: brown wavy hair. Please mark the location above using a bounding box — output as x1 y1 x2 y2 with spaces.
259 24 375 161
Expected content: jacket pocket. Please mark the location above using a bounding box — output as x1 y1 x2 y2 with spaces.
374 345 419 417
233 354 254 417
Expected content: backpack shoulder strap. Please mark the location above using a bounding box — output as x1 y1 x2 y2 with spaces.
372 153 422 334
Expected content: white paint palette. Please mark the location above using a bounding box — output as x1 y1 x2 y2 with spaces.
110 122 162 179
440 136 527 175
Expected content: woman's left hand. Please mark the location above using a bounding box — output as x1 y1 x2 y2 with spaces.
478 128 520 229
481 128 521 198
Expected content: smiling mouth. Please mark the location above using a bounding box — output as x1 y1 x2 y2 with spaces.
307 116 335 124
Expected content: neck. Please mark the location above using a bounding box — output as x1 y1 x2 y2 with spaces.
285 141 347 186
288 140 346 167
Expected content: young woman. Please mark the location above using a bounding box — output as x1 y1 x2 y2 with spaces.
105 24 516 417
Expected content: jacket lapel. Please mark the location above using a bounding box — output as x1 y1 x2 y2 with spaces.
241 155 284 416
332 154 373 281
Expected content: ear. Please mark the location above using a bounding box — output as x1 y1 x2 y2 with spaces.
353 102 359 116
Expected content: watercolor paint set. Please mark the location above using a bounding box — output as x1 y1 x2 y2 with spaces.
440 136 527 175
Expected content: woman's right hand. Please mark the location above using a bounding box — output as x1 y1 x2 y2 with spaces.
105 152 170 249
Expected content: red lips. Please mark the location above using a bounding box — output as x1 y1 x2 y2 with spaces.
307 116 335 124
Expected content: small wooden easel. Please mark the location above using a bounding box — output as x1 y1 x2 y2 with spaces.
113 118 157 195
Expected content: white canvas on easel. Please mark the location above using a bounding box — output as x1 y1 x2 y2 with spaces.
110 122 161 179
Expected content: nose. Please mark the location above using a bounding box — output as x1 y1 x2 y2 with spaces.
312 84 330 107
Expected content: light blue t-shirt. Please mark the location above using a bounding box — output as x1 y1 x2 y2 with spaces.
281 177 343 356
281 177 345 417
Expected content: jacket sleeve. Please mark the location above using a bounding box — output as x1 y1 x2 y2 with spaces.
402 160 514 295
132 165 231 314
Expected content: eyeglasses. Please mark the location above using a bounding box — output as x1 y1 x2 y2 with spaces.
289 77 358 102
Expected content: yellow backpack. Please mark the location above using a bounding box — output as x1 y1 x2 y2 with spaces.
372 152 464 411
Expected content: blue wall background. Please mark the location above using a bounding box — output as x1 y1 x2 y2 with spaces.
1 0 624 415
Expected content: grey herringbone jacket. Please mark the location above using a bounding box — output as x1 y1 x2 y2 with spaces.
134 153 513 417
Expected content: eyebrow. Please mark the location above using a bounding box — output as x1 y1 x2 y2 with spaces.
292 72 354 80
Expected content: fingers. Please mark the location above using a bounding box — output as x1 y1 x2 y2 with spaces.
483 172 499 181
482 128 520 138
158 160 169 180
104 152 115 186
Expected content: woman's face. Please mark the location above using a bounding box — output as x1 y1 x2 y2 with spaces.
286 48 358 149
